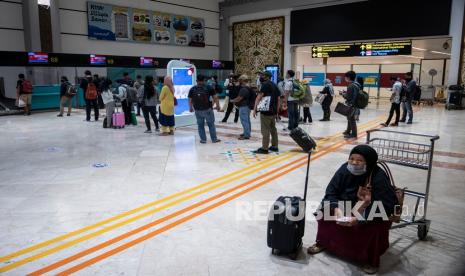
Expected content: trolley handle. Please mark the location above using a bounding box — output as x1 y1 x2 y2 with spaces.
366 129 440 141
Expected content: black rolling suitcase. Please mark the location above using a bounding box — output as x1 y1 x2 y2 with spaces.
267 127 316 259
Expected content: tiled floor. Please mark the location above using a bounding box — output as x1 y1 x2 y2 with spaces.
0 99 464 275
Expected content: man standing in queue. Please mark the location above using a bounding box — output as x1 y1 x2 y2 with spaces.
253 71 281 154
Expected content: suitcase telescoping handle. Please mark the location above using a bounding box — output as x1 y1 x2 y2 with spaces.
303 151 312 202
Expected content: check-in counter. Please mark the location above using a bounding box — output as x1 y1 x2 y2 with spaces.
31 85 86 110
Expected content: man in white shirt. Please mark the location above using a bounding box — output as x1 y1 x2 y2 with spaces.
382 76 402 127
284 70 299 130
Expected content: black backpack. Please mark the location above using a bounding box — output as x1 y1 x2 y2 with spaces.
248 87 257 109
191 86 211 110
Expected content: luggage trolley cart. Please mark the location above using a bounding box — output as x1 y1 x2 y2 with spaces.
366 129 440 240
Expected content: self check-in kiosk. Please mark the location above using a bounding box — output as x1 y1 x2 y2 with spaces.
167 60 197 127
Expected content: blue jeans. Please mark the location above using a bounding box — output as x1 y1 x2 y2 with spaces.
287 101 299 130
195 109 218 142
401 100 413 123
238 106 251 138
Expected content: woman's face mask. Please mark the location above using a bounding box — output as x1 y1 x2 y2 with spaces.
347 163 367 176
347 153 367 176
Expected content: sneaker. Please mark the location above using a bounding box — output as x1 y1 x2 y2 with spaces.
361 264 379 274
238 136 250 140
200 140 207 144
155 128 160 132
307 243 325 255
144 130 152 133
381 123 388 127
343 131 350 136
67 113 71 116
158 132 170 136
269 146 279 152
212 139 222 143
253 148 269 154
57 114 63 117
27 112 31 116
344 134 357 139
407 121 412 124
399 120 406 123
240 134 245 137
390 123 398 127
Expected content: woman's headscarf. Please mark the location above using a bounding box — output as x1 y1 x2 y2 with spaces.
164 76 175 94
350 145 378 173
324 79 335 96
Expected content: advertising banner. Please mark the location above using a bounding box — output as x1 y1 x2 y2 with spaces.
87 1 205 47
303 72 325 86
132 9 152 42
87 2 114 40
112 6 130 40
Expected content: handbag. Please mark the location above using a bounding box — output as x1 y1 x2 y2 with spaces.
365 162 406 223
334 102 354 117
315 93 326 104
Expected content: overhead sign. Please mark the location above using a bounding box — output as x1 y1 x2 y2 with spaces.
311 44 354 58
356 41 412 56
311 40 412 58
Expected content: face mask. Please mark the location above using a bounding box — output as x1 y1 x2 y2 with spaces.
347 163 367 176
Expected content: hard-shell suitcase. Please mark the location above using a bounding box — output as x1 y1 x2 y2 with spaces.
112 103 125 128
290 127 318 153
267 129 316 259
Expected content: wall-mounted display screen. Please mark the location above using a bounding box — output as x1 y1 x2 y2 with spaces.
265 65 279 84
212 60 222 69
291 0 451 44
90 54 106 65
28 52 49 64
140 57 153 66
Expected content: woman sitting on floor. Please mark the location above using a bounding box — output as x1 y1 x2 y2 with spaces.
308 145 398 274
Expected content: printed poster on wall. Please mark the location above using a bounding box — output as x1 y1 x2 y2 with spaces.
112 6 130 40
87 1 205 47
188 17 205 47
87 2 114 40
132 9 152 42
153 12 172 44
172 15 190 46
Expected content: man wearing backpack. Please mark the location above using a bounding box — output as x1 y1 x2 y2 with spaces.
253 71 281 154
230 74 253 140
57 76 75 117
284 70 299 131
400 72 415 124
188 74 221 144
342 71 359 139
80 70 99 122
16 73 33 116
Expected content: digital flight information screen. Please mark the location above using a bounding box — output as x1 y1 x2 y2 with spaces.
28 52 49 64
90 54 106 65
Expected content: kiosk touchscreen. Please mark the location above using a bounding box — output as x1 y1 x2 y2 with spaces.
167 60 197 127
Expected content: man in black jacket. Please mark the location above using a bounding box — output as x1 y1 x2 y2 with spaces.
400 72 415 124
343 71 360 139
80 70 99 122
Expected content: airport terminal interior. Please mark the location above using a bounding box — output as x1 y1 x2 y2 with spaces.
0 0 465 275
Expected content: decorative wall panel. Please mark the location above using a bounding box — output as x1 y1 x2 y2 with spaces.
233 17 284 79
